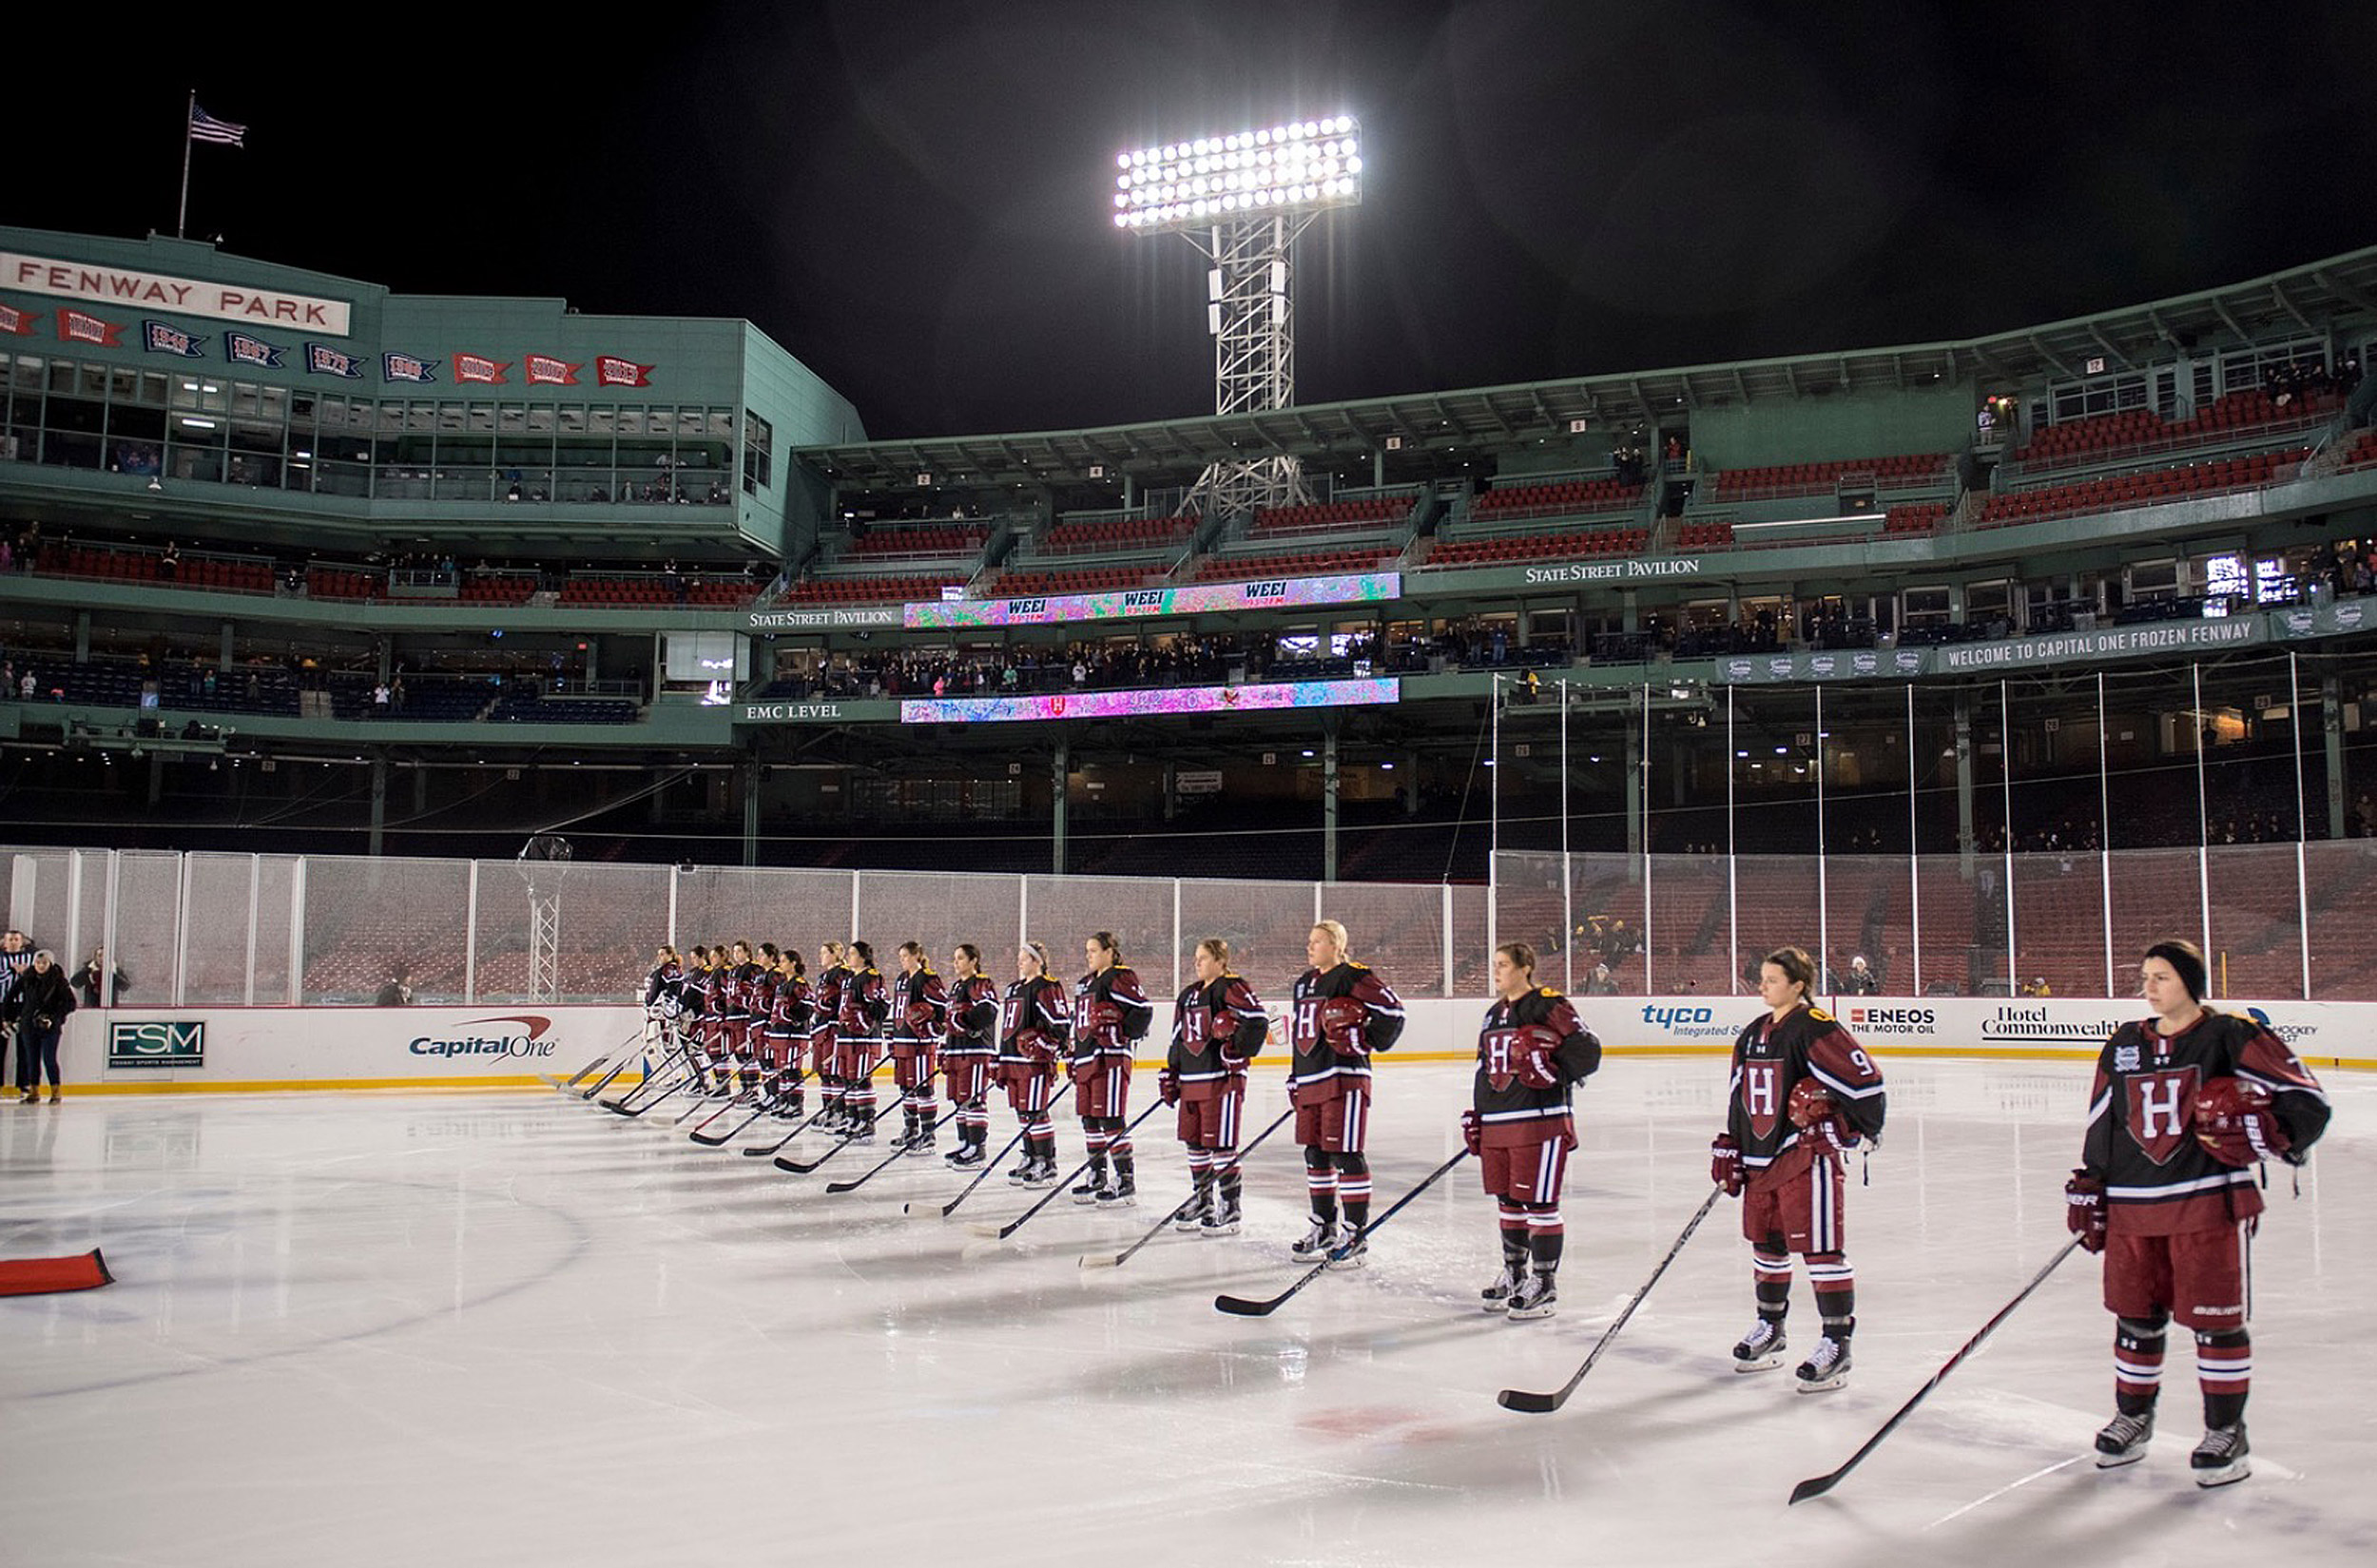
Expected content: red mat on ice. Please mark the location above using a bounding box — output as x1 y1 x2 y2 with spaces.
0 1249 113 1296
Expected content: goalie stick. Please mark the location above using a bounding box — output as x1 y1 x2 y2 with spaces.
1497 1186 1724 1413
598 1036 707 1117
1214 1148 1470 1317
1079 1105 1296 1270
1788 1237 2084 1505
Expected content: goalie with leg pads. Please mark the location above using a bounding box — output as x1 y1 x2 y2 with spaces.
1473 942 1602 1320
2073 939 2329 1488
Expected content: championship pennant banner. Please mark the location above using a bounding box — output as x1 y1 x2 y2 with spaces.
898 675 1400 726
903 571 1401 631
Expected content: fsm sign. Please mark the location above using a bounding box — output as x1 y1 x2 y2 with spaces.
108 1020 205 1069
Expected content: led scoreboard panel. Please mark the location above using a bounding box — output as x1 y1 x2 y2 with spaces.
902 571 1399 630
899 676 1399 726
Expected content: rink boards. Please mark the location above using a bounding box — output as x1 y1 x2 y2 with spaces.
40 992 2376 1093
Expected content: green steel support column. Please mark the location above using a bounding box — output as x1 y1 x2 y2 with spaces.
369 756 387 857
2325 674 2348 842
220 621 235 670
1955 690 1977 875
742 760 761 866
1624 717 1643 868
1323 722 1340 882
1053 739 1070 875
413 762 428 816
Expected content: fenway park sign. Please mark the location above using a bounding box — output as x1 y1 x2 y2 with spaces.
3 251 353 336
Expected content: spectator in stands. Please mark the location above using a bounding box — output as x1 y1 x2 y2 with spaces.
2020 976 2052 997
159 541 180 581
1838 956 1880 996
1583 960 1617 996
73 947 126 1009
376 968 415 1007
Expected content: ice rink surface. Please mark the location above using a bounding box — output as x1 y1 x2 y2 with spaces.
4 1056 2369 1568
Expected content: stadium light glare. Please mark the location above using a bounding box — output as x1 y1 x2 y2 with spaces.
1114 114 1362 235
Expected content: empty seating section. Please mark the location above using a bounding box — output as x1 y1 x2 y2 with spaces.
1424 527 1649 567
989 566 1160 598
1035 513 1195 556
1192 548 1398 584
2012 389 2334 472
1883 502 1949 536
52 545 276 593
1676 501 1949 555
557 574 757 608
2339 429 2377 473
1980 449 2308 528
1712 452 1950 501
1673 521 1732 551
457 573 538 606
1470 477 1642 521
1249 495 1409 535
306 566 379 600
780 573 962 606
841 522 990 558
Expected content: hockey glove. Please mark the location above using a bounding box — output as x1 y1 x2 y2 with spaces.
2064 1168 2106 1253
1460 1109 1484 1156
1710 1132 1744 1196
1513 1023 1564 1089
1157 1068 1180 1107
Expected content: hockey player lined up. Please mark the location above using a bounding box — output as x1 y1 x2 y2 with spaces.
890 941 950 1155
1710 945 1884 1393
812 942 852 1131
1161 939 1270 1236
1463 941 1602 1321
1072 932 1154 1206
1286 920 1405 1267
941 944 1002 1170
726 941 766 1097
642 946 684 1049
2066 939 2329 1487
765 948 811 1118
837 941 891 1139
692 946 732 1094
999 944 1071 1187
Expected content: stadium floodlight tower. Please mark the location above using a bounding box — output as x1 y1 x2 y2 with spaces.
1113 115 1362 517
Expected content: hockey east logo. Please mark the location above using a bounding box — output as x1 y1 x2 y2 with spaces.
408 1014 559 1059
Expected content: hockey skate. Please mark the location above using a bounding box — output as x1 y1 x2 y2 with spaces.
1199 1198 1242 1237
903 1133 938 1158
1324 1228 1367 1270
1290 1217 1340 1259
1174 1192 1209 1232
1071 1169 1108 1205
1018 1157 1061 1190
2191 1423 2250 1487
1095 1174 1137 1209
1793 1336 1852 1393
1507 1271 1557 1320
2093 1409 2154 1468
1480 1260 1527 1313
945 1141 986 1171
1005 1154 1035 1185
1731 1319 1788 1372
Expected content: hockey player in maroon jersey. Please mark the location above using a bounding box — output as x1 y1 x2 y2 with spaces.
1462 942 1602 1320
765 947 810 1118
941 944 1003 1170
1073 932 1155 1206
725 940 766 1097
812 942 851 1131
2066 939 2330 1486
1162 938 1271 1235
998 943 1070 1188
890 941 950 1155
838 941 891 1140
690 945 731 1094
1710 945 1884 1392
1285 920 1405 1267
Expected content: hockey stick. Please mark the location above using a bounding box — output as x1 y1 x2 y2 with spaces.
587 1021 698 1103
1788 1237 2084 1505
1080 1104 1296 1270
1215 1148 1471 1317
969 1096 1169 1242
771 1056 902 1172
546 1022 649 1090
599 1037 709 1117
740 1043 893 1156
1498 1186 1725 1413
822 1095 946 1192
682 1051 777 1132
903 1123 1035 1218
689 1066 813 1147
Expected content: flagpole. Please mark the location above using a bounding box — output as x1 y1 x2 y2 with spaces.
177 88 196 239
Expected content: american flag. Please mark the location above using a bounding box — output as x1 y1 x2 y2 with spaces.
189 105 246 146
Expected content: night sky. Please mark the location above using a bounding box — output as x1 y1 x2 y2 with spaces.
15 2 2376 441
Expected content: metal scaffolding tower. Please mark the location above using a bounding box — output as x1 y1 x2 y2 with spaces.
517 834 572 1004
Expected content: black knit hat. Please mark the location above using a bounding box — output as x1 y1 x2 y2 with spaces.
2143 939 2207 1002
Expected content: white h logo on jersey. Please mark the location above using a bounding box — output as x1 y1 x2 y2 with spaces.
1746 1070 1778 1119
2136 1078 2188 1139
